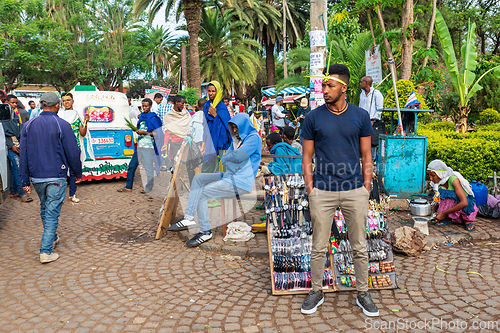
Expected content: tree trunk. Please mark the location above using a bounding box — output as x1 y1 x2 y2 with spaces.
184 0 202 96
367 9 376 46
400 0 414 80
422 0 437 68
265 37 275 87
376 4 394 63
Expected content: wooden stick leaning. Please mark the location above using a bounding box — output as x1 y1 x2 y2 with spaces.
156 141 190 239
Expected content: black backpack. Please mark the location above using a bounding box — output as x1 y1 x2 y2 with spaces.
371 120 386 147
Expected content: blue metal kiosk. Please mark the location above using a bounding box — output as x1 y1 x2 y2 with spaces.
377 108 432 198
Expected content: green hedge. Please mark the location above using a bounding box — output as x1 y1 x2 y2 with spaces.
479 108 500 124
419 124 500 183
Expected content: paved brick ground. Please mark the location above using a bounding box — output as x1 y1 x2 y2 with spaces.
1 176 500 332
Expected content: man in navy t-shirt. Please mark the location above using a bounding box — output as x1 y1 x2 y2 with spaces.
300 64 379 317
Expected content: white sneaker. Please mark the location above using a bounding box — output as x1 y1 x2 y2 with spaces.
53 236 60 249
69 195 80 203
40 252 59 264
167 218 196 231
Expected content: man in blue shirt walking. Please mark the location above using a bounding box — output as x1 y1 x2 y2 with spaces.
19 92 82 264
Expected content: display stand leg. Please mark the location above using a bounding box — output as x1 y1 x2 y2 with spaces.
156 142 189 239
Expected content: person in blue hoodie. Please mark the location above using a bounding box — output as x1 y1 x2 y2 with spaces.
167 113 262 247
261 132 301 175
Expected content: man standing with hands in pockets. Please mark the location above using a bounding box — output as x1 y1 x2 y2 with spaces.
19 92 82 264
300 64 379 317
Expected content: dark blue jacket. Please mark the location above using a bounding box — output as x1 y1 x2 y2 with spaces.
19 111 82 187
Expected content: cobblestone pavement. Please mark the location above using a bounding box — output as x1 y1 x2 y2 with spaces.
1 177 500 332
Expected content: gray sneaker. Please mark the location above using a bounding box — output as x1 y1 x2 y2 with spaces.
356 291 379 316
301 290 324 314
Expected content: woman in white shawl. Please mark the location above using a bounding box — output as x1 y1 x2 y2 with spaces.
427 159 478 231
161 95 191 168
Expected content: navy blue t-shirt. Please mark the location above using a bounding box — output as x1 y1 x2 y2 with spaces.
300 103 373 191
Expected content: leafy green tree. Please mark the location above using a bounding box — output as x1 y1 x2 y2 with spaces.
133 0 204 95
137 25 177 78
0 0 46 91
198 7 261 94
435 9 500 133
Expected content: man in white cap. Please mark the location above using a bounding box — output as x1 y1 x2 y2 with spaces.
271 95 286 132
19 92 82 264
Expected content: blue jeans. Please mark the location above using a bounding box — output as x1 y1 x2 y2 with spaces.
7 149 26 196
137 147 155 191
185 173 248 232
33 179 67 254
125 151 139 189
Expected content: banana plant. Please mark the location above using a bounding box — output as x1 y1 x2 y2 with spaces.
435 9 500 134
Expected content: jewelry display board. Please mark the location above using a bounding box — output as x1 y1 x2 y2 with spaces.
264 174 337 295
331 200 397 290
265 174 398 295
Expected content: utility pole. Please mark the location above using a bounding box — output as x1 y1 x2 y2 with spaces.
309 0 327 109
283 0 288 79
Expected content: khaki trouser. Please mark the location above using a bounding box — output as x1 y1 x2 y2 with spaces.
309 186 370 292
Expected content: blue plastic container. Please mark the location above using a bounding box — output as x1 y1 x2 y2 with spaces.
470 181 488 206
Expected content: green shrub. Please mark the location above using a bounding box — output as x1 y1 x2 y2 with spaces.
420 127 500 183
382 79 429 124
477 123 500 132
419 121 456 132
383 79 429 110
177 87 200 107
479 108 500 124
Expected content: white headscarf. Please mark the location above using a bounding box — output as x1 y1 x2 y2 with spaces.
427 159 474 196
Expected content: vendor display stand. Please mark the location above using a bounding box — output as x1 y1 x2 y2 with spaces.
331 200 397 290
264 174 337 295
265 175 397 295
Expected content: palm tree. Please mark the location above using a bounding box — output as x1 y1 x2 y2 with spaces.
198 7 261 93
224 0 307 87
133 0 204 94
138 25 177 78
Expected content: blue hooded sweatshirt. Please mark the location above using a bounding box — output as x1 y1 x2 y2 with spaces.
267 142 302 175
220 113 262 192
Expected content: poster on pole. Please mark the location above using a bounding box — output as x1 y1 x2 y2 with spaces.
152 86 171 99
145 88 161 100
310 52 324 70
309 30 326 47
365 45 383 84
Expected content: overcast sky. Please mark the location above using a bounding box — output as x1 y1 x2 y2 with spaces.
150 3 188 39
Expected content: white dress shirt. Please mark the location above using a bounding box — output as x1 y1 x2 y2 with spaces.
359 87 384 120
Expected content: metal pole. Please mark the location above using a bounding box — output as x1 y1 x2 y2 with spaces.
181 45 188 91
388 58 404 136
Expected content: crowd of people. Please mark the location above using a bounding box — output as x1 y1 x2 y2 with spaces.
3 66 481 319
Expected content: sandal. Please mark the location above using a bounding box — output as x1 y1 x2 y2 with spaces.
464 222 476 232
434 220 451 226
69 196 80 203
117 187 132 192
20 195 33 203
140 189 151 194
9 193 19 198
